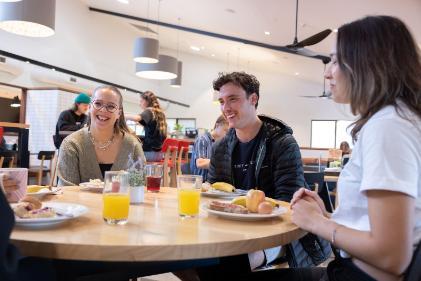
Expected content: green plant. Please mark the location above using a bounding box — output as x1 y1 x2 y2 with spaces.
129 170 144 187
174 123 184 132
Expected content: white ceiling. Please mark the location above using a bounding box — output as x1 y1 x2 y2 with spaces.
73 0 421 82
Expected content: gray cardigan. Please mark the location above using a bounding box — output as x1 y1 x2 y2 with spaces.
57 128 145 186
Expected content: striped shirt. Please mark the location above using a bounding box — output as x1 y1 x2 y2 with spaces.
190 132 213 182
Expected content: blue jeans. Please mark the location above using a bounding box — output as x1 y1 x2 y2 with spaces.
144 151 164 162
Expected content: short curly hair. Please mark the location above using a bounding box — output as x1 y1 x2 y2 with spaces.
213 72 260 108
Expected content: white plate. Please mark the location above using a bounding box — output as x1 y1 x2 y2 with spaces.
26 187 60 199
13 202 89 229
202 203 287 221
80 181 104 193
201 189 247 199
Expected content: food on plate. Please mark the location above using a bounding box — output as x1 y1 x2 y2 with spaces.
27 185 48 193
231 196 247 207
12 196 56 219
264 197 280 208
211 182 235 193
257 201 274 214
88 179 104 186
209 200 248 214
201 182 211 192
246 189 265 213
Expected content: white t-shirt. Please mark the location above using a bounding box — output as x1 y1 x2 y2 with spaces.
332 103 421 247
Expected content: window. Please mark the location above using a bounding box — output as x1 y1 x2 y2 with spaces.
311 120 353 149
167 118 196 133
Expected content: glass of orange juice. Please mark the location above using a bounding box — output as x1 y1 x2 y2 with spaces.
103 171 130 225
177 175 202 218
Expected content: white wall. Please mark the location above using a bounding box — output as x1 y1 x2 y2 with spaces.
0 0 355 147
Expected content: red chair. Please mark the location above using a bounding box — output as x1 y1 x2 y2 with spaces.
177 140 192 175
154 138 179 187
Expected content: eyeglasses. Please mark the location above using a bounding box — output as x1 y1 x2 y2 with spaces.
91 100 119 113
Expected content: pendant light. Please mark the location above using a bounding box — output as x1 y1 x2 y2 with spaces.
170 17 183 87
135 54 177 80
133 0 159 63
10 96 20 107
0 0 56 37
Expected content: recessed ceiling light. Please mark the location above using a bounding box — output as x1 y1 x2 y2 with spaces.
264 31 270 36
333 29 338 33
295 72 300 75
117 0 129 4
26 61 30 64
200 46 205 50
190 46 201 51
211 54 215 57
51 68 55 71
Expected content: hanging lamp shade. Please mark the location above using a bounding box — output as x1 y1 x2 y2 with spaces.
10 95 20 107
136 55 178 80
0 0 56 37
170 61 183 87
0 1 22 2
133 37 159 63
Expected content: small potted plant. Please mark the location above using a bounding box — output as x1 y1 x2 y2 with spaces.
173 123 184 138
127 155 145 204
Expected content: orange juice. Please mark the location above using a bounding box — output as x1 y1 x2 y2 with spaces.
178 189 201 217
103 193 130 221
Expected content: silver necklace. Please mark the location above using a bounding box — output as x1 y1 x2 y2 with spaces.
89 132 115 151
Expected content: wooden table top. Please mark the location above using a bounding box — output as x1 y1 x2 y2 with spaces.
0 122 30 129
10 187 305 262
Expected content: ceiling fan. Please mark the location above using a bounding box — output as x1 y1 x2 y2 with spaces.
301 63 332 99
284 0 332 58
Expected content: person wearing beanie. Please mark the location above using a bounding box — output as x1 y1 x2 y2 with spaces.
53 93 91 149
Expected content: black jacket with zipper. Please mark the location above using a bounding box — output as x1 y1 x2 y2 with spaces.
207 115 331 267
207 114 306 202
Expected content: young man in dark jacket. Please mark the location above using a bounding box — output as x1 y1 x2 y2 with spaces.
208 72 306 201
198 72 329 279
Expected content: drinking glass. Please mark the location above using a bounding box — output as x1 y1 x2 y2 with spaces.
177 175 202 218
103 171 130 225
145 164 163 192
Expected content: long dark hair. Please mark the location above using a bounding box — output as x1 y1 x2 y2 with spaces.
140 91 167 136
336 16 421 141
88 85 130 135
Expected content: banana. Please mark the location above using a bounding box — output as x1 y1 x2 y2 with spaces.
265 197 280 208
231 196 247 207
211 182 235 193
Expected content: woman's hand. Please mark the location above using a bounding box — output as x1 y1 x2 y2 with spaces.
1 174 19 193
291 187 330 218
291 196 327 232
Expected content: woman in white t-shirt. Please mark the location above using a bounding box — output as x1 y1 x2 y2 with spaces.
244 16 421 281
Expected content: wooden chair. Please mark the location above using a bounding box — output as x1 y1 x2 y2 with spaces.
304 172 334 213
28 151 56 186
159 139 179 187
0 151 17 168
176 140 191 175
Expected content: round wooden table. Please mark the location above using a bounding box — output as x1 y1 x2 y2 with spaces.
11 187 305 262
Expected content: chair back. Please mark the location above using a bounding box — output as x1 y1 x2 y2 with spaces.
0 150 17 168
0 127 3 140
161 138 179 154
404 242 421 281
37 151 55 161
304 172 333 213
177 140 191 175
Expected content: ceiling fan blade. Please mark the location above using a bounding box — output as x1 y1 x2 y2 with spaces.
295 47 318 57
287 29 332 48
300 95 321 98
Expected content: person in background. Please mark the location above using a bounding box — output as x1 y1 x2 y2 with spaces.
190 115 229 182
53 93 91 150
339 141 352 156
57 86 145 186
245 15 421 281
125 91 167 162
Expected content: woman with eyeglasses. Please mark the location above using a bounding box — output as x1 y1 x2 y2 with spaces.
125 91 167 162
57 85 145 186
